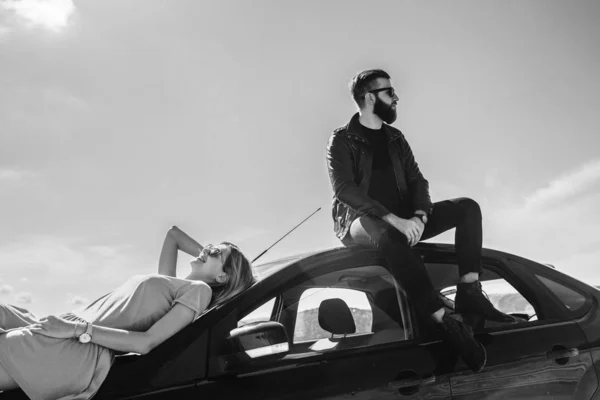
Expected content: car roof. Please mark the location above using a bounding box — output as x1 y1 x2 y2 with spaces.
251 243 454 281
251 242 535 284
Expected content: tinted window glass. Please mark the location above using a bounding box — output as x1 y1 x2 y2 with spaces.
238 298 275 327
235 265 411 356
434 263 538 326
294 288 372 343
535 274 587 313
442 278 536 322
282 265 410 352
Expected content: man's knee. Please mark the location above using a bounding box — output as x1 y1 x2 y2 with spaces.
378 227 410 251
457 197 481 220
347 216 390 247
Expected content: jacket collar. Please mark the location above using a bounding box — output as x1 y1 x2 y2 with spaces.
346 112 402 144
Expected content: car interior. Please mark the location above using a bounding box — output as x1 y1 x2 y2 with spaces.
246 259 541 357
257 265 414 356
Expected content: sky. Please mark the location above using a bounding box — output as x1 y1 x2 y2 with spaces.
0 0 599 317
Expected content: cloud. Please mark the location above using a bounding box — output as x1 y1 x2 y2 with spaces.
484 170 499 190
483 159 600 278
0 236 144 281
522 159 600 211
1 0 75 32
16 291 33 304
42 87 89 113
0 236 150 316
68 295 89 307
0 284 14 295
552 248 600 285
0 23 11 37
487 159 600 227
0 237 88 276
0 167 36 181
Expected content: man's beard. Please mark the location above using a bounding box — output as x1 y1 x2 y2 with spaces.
373 97 397 124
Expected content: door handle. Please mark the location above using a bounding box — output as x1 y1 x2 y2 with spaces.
388 374 436 390
546 347 579 360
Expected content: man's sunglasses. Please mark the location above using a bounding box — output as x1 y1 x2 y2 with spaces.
364 87 395 98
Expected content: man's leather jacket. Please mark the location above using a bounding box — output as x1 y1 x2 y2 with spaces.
326 113 433 241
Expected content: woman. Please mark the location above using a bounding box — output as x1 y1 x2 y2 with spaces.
0 226 255 399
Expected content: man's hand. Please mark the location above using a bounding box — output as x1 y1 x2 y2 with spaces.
410 216 425 244
383 214 423 246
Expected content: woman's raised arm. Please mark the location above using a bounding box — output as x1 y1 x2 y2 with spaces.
158 226 204 277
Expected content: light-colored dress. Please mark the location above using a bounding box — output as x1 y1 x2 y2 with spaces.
0 274 212 400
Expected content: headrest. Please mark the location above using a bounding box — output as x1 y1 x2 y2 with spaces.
318 298 356 335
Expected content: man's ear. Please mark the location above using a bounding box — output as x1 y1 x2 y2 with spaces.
216 274 228 285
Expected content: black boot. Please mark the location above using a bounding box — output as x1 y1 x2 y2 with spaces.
455 281 517 329
440 313 487 372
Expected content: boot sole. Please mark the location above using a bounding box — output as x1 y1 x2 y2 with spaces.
456 307 518 324
470 342 487 373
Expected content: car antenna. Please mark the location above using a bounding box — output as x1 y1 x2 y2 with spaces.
252 207 321 263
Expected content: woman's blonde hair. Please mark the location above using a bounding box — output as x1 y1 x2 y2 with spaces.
209 242 255 307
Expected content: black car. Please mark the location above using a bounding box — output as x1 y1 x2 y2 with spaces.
3 243 600 399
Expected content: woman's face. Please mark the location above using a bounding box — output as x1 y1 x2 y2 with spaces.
190 244 231 285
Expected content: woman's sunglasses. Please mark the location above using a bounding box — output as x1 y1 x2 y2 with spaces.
199 245 224 262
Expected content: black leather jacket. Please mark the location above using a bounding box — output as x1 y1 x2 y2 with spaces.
326 113 433 241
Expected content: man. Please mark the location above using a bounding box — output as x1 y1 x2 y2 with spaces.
326 69 516 372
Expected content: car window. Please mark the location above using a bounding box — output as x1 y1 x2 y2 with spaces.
442 278 535 321
293 287 372 343
238 297 276 327
235 264 411 356
281 265 410 354
535 274 588 314
433 263 538 327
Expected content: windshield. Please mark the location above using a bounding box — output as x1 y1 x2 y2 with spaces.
253 255 303 281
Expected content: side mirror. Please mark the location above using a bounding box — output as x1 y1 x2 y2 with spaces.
509 313 530 322
227 321 290 362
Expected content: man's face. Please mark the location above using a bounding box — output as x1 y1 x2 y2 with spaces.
370 78 398 124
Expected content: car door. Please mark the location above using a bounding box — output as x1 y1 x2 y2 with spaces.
421 254 597 399
200 251 453 399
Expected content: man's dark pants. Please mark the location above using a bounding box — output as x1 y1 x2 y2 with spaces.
342 197 482 317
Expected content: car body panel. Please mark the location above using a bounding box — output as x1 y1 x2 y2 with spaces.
450 322 595 399
440 255 598 399
198 342 451 399
2 244 599 400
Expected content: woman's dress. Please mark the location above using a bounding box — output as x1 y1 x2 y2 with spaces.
0 274 211 400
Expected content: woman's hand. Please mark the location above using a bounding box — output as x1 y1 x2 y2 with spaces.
29 315 78 339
